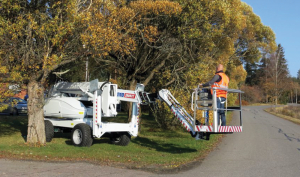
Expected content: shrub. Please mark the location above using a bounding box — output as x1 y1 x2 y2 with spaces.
271 106 300 119
240 85 263 104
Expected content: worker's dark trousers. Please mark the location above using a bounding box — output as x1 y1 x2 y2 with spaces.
217 97 226 126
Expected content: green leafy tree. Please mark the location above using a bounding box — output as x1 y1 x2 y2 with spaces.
244 62 260 86
297 69 300 82
147 0 276 128
260 44 289 104
81 0 183 91
167 0 276 86
0 0 183 143
0 0 94 144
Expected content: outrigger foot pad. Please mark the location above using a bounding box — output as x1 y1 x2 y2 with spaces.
195 132 204 140
190 131 197 138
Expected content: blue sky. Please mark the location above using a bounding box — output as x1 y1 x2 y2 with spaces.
242 0 300 77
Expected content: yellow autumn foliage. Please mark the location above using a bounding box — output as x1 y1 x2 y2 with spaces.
0 0 276 132
81 0 182 58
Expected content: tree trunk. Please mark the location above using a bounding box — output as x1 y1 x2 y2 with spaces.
27 80 46 145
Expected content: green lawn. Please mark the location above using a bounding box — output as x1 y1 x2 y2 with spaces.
0 113 224 171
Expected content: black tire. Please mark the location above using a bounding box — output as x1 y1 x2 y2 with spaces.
12 108 18 116
110 132 131 146
71 124 93 147
45 120 54 142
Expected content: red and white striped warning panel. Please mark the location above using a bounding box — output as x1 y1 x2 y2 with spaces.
195 125 213 132
218 126 242 132
171 108 192 132
195 125 242 132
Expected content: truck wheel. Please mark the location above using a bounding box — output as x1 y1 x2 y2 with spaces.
45 120 54 142
110 132 131 146
71 124 93 147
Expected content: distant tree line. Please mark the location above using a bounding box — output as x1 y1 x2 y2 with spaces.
243 44 299 105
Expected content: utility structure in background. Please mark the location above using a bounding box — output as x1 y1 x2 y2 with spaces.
83 44 89 82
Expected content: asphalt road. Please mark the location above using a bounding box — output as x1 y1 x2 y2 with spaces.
159 105 300 177
1 105 300 177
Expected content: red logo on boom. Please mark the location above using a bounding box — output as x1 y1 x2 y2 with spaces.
124 93 136 99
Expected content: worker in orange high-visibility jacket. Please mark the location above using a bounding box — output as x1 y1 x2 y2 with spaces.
199 64 229 126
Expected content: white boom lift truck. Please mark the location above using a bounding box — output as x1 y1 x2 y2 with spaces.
43 80 243 147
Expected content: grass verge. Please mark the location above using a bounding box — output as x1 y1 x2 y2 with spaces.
0 113 231 173
264 105 300 125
